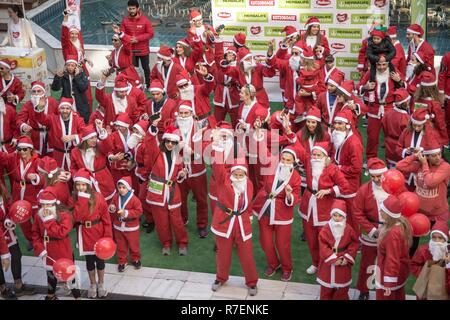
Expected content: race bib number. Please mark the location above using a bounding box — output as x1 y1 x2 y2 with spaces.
148 179 163 195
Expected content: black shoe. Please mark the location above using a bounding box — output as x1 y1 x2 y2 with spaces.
358 292 369 300
27 241 33 252
45 295 59 300
0 287 17 300
301 232 306 242
132 260 142 270
198 227 209 238
146 223 155 234
142 222 149 228
14 284 35 297
118 263 127 272
213 244 218 253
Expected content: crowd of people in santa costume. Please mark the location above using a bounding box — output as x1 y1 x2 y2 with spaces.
0 0 449 300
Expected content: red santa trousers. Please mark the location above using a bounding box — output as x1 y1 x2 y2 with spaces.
320 286 350 300
179 175 209 229
366 116 384 160
302 217 323 267
214 104 239 129
215 227 258 287
139 181 153 224
376 287 405 300
113 228 141 265
258 216 292 273
149 204 188 248
445 100 450 141
356 244 378 294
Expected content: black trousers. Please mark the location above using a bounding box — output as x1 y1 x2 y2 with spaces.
0 243 22 285
46 271 81 298
85 255 105 272
132 54 150 87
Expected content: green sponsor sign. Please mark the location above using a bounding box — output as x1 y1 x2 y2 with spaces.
247 40 271 51
350 43 362 54
237 12 268 23
264 26 285 37
336 0 370 10
336 57 359 68
350 71 361 81
329 28 362 39
300 13 333 24
214 0 246 7
221 26 247 36
411 0 427 35
351 14 386 25
278 0 310 9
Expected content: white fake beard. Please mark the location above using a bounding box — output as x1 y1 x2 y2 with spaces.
405 62 415 80
229 61 237 67
277 163 293 181
372 181 389 205
230 175 247 194
177 116 194 134
195 25 206 37
0 98 5 114
113 93 128 112
179 85 195 101
31 94 45 108
127 133 143 149
330 219 346 239
243 60 255 73
429 240 448 261
332 130 347 150
311 158 325 178
289 56 300 71
39 206 56 218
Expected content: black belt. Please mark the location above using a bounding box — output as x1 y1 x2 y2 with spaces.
333 245 349 254
44 235 65 243
306 186 318 196
33 128 47 132
367 217 384 225
53 147 72 154
91 165 107 174
217 202 244 225
116 67 126 72
74 219 101 229
149 174 176 204
194 111 211 121
222 83 232 88
1 138 12 145
120 217 137 222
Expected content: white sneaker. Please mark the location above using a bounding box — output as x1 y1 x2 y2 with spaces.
97 283 108 298
87 283 97 299
306 265 318 275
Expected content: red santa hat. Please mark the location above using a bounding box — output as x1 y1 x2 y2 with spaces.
238 47 253 62
162 125 181 142
59 97 74 109
73 168 93 186
0 58 12 69
370 29 386 39
217 121 234 137
233 33 246 46
292 41 305 53
38 188 59 205
157 45 174 60
65 54 78 65
230 164 248 174
305 107 321 122
282 25 298 38
430 221 449 242
117 176 133 191
176 74 190 87
81 125 97 142
334 109 353 129
178 100 193 112
37 156 59 179
190 10 202 22
17 136 34 149
133 120 150 136
422 136 441 155
337 80 355 98
367 157 387 175
387 26 397 38
176 38 191 48
301 47 315 60
411 108 430 125
407 24 424 37
393 88 411 106
69 25 80 34
31 81 46 92
225 46 237 56
419 71 437 87
304 17 320 30
149 79 165 93
327 72 344 87
380 195 402 219
330 199 347 218
311 141 330 157
114 112 131 128
281 147 298 162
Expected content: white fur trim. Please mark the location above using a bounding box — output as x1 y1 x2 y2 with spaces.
394 95 411 106
114 85 130 92
368 167 387 175
65 59 78 65
117 179 132 191
380 202 401 219
230 165 247 173
157 53 172 60
115 120 130 127
31 84 45 91
423 148 441 155
333 116 348 123
241 53 253 61
430 230 448 241
306 115 321 122
311 146 327 156
330 208 346 217
176 78 189 86
162 133 180 142
406 28 421 35
74 177 92 186
17 143 34 149
0 61 11 69
82 132 97 142
149 87 164 93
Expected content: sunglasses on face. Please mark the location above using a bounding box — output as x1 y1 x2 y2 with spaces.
112 38 119 42
178 83 189 89
17 147 30 152
291 51 301 56
165 140 178 145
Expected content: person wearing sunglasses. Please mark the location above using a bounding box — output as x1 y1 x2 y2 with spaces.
144 125 189 256
0 58 24 109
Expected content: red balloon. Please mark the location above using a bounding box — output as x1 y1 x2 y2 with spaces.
381 169 405 195
398 191 420 217
8 200 32 224
408 213 431 237
53 258 76 282
94 237 117 260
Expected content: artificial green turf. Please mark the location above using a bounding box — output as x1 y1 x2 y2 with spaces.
9 87 449 296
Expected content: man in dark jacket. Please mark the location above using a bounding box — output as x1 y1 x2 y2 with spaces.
121 0 154 90
51 55 90 123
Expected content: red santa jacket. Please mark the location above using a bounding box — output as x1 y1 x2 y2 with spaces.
0 103 17 153
151 61 189 100
35 110 85 170
132 139 147 182
89 108 105 125
299 33 330 58
0 197 17 248
357 38 369 72
120 11 154 57
407 39 435 73
128 86 148 115
109 33 142 86
317 222 359 288
61 22 86 65
0 75 25 107
177 119 206 178
392 40 407 78
376 224 410 290
333 131 364 196
110 192 142 232
210 156 254 241
267 53 299 111
31 210 73 270
438 52 450 100
109 129 132 173
318 65 345 90
17 97 59 155
396 125 438 159
73 191 112 255
190 74 216 119
145 97 178 144
414 98 448 146
381 106 410 164
173 41 204 80
213 41 240 109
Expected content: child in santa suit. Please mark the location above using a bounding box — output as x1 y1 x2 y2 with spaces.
72 169 112 299
31 189 81 300
317 199 359 300
411 221 450 299
375 195 412 300
109 176 143 272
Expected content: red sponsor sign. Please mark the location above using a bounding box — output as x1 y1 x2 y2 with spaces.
250 0 275 5
316 0 331 5
336 13 349 23
250 26 262 35
271 14 297 22
331 43 346 50
374 0 387 8
217 12 231 19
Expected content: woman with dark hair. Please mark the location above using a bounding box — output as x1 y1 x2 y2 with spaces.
299 17 330 61
173 38 204 84
406 51 432 96
37 156 72 206
0 5 36 48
